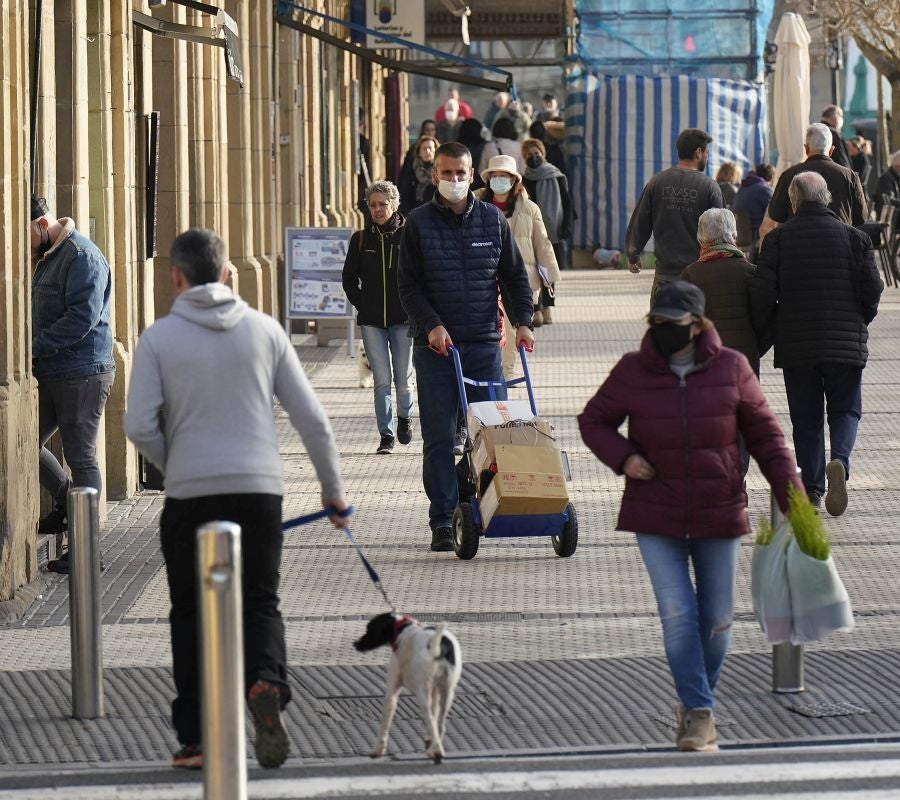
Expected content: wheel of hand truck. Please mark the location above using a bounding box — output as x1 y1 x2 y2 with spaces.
453 502 480 560
551 502 578 558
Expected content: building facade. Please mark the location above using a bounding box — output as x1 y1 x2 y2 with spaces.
0 0 396 606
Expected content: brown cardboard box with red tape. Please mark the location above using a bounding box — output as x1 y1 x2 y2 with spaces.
479 444 569 528
467 400 555 475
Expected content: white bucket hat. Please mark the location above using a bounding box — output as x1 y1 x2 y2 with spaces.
480 154 522 185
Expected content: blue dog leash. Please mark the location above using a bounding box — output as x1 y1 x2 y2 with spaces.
282 506 396 612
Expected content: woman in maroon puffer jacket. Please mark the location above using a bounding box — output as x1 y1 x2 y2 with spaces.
578 281 802 753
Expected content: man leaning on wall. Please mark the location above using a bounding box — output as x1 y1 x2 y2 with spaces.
30 195 116 574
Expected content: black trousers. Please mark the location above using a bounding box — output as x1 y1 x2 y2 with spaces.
160 493 291 746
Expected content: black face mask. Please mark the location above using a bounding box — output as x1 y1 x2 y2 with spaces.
32 224 52 260
526 155 544 168
650 322 693 358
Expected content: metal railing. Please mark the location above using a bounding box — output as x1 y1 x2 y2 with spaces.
197 521 247 800
67 487 104 719
770 489 805 694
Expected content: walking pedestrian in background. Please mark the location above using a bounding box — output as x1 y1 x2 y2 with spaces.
398 142 534 553
715 162 741 208
30 195 115 575
478 117 526 176
767 123 867 227
124 228 350 770
820 104 851 169
578 281 803 753
476 154 559 380
750 172 883 516
343 181 414 455
399 135 438 214
625 128 724 302
456 117 488 191
522 137 571 323
733 163 775 243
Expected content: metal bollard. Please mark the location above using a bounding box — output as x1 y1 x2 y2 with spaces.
770 488 805 693
67 487 104 719
197 522 247 800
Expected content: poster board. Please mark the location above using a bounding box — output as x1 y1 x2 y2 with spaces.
284 227 355 320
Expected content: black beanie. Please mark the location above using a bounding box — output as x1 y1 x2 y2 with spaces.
31 195 49 221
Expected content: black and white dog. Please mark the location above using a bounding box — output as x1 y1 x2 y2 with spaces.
354 613 462 763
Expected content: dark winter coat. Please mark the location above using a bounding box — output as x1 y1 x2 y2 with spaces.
733 173 773 233
681 255 761 374
342 214 408 329
823 122 852 170
578 327 802 539
397 192 533 346
749 202 883 369
873 167 900 218
767 154 867 225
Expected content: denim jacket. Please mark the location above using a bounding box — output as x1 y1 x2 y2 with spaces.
32 222 115 381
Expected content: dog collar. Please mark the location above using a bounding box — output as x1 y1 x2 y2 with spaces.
391 615 414 651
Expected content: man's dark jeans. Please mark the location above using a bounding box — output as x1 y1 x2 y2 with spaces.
413 343 505 531
782 363 863 497
38 371 115 505
160 493 291 746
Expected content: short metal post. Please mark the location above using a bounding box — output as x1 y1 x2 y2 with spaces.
197 522 247 800
67 487 104 719
770 489 805 693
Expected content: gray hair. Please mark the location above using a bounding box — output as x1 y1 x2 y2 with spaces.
805 123 832 154
170 227 227 286
891 150 900 168
364 180 400 211
788 171 832 209
697 208 737 246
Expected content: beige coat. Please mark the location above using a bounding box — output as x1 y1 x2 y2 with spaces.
476 189 559 292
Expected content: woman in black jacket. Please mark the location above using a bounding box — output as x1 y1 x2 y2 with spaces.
342 181 413 454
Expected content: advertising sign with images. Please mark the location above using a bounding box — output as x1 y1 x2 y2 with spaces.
284 227 354 319
366 0 425 49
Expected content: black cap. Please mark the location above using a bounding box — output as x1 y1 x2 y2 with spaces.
649 280 705 320
31 195 49 221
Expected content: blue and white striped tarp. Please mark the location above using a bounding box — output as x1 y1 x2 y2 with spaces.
565 72 767 251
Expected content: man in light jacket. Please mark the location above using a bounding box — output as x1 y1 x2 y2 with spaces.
124 228 350 771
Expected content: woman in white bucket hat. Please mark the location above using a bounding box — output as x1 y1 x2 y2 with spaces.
476 154 559 380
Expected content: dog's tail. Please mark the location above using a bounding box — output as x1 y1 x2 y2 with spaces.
429 623 447 659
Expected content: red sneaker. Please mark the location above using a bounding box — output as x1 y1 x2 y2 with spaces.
171 743 203 769
247 680 289 768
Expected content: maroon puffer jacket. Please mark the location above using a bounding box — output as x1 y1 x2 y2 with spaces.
578 327 802 539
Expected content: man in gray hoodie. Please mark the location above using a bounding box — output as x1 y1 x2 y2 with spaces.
124 228 350 771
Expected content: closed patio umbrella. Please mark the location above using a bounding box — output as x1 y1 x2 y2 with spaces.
773 12 811 177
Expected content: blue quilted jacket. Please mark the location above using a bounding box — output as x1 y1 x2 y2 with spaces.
397 192 533 345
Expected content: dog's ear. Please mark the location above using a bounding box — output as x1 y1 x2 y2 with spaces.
353 613 395 652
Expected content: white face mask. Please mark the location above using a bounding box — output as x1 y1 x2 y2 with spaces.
438 179 469 203
490 177 513 195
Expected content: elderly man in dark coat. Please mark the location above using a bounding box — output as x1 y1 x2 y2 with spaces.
768 123 867 227
750 172 883 517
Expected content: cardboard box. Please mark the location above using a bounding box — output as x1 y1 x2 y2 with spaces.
467 400 537 436
471 419 556 476
479 445 569 528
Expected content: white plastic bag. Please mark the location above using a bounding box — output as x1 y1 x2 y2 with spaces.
785 541 854 644
751 521 793 644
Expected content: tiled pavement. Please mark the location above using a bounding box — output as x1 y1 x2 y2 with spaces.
3 269 900 770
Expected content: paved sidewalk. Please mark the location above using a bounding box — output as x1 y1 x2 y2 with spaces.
2 270 900 774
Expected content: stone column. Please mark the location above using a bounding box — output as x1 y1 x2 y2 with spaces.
104 0 140 499
0 2 40 606
151 1 190 316
225 0 262 308
251 2 276 316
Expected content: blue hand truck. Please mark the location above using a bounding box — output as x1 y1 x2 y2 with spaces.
448 344 577 561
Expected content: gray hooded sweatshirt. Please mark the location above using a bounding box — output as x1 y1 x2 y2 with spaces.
124 283 343 500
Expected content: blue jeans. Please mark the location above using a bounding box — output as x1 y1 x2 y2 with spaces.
782 364 862 497
637 534 741 710
360 324 413 437
413 342 505 531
